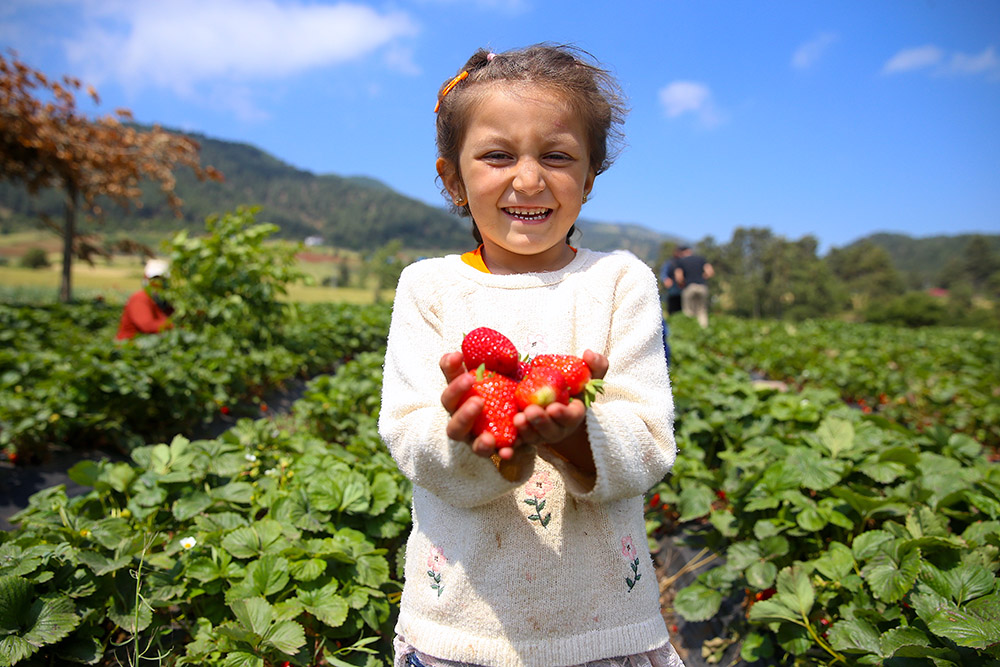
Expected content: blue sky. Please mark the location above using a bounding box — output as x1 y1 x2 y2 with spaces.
2 0 998 253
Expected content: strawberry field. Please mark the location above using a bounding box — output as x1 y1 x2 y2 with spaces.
1 289 998 666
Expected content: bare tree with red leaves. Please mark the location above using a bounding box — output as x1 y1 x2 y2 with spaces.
0 51 223 302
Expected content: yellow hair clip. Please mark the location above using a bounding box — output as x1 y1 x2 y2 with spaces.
434 70 469 113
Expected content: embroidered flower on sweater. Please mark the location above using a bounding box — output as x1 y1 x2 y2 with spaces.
427 546 446 597
523 332 549 356
621 535 642 592
523 471 553 528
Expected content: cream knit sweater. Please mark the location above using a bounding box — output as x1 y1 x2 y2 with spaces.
378 249 677 667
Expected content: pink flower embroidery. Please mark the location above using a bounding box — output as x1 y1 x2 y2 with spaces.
523 471 553 528
525 471 553 499
427 546 446 597
621 535 637 561
621 535 642 592
427 546 446 573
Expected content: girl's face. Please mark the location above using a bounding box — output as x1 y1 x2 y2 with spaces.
438 84 595 274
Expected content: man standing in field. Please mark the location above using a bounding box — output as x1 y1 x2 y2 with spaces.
116 259 175 340
674 246 715 328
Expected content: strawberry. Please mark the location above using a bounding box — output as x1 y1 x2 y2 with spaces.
462 327 520 377
461 365 519 449
515 365 569 410
530 354 604 405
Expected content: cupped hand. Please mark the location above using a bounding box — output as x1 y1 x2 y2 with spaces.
513 348 607 446
439 351 516 458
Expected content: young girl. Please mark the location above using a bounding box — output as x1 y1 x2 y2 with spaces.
378 44 683 667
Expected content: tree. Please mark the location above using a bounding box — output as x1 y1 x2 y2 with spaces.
824 240 904 312
0 52 222 302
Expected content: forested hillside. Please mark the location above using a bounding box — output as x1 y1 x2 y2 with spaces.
0 127 676 262
0 125 994 273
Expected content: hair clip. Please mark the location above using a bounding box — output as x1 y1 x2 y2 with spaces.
434 70 469 113
486 52 496 62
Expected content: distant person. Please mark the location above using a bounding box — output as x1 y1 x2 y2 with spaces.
116 259 175 341
659 247 684 316
675 246 715 328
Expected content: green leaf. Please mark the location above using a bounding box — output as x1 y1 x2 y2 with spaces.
0 635 36 666
815 417 854 458
674 583 723 622
77 550 131 576
368 472 398 516
776 565 814 617
174 491 213 521
746 560 778 589
861 547 921 603
222 520 286 559
796 506 827 532
210 481 255 505
297 584 349 628
677 484 714 522
827 617 881 655
785 448 846 490
739 632 774 662
0 577 80 664
290 558 327 582
927 593 1000 650
852 530 895 560
880 626 931 656
232 555 290 598
220 651 264 667
229 596 273 637
262 619 306 655
906 505 950 538
726 542 762 571
747 598 801 625
813 541 854 580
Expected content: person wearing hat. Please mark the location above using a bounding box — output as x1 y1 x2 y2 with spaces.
115 259 175 340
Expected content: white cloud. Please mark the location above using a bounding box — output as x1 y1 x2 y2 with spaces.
62 0 418 95
948 46 999 75
882 45 944 74
791 32 838 70
883 44 1000 79
658 80 725 128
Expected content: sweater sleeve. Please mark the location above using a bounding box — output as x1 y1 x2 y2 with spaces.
378 262 534 508
546 258 676 502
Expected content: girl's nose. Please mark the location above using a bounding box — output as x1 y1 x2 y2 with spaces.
512 159 545 195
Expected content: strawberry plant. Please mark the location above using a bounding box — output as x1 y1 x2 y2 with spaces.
653 315 1000 664
1 351 407 666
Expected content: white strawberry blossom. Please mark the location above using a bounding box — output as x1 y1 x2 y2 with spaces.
180 537 197 550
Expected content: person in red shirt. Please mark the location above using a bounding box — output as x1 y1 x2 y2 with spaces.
116 259 175 341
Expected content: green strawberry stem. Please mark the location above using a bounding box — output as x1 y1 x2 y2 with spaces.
582 378 605 407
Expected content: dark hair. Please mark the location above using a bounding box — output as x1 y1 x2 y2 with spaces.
434 43 628 243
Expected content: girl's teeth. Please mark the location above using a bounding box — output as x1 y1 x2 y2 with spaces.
506 208 549 221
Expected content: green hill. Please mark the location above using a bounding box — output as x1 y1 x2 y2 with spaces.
0 127 676 262
849 232 1000 288
2 126 993 274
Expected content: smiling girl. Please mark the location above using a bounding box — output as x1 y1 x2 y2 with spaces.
378 44 682 667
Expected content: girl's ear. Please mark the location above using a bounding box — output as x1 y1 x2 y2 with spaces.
436 157 464 202
585 168 596 197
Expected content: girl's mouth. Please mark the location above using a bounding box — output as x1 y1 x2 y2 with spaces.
503 207 552 222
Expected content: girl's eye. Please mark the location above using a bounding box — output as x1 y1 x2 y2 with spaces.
544 153 574 164
482 151 513 162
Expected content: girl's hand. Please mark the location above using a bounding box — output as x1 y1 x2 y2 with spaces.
513 349 608 444
515 349 607 480
439 351 515 458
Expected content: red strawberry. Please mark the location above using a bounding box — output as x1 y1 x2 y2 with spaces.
462 327 519 377
462 365 519 449
530 354 604 405
515 365 569 410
